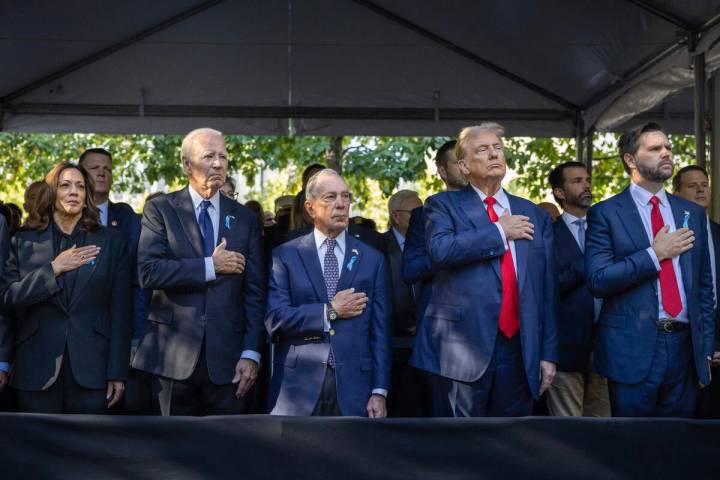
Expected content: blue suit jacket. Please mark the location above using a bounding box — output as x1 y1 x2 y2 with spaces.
401 206 433 328
585 187 714 385
266 231 392 416
107 201 145 339
410 185 558 398
553 218 595 372
133 187 266 384
710 220 720 351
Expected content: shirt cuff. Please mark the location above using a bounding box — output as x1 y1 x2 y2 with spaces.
494 223 508 250
645 247 661 271
323 304 330 332
371 388 388 397
204 257 216 282
240 350 261 364
0 362 10 373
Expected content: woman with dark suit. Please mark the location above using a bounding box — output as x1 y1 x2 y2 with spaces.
1 162 132 414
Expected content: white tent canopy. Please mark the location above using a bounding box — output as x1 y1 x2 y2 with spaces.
2 0 720 138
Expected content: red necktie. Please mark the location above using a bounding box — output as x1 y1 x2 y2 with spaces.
649 196 682 317
484 197 519 337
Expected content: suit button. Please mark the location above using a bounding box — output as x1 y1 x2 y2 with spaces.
329 329 336 336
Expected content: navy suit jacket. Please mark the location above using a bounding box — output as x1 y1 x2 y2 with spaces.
410 185 558 398
553 218 595 372
585 187 714 385
266 231 392 416
710 220 720 351
401 206 433 328
107 201 145 339
0 216 11 364
133 187 266 384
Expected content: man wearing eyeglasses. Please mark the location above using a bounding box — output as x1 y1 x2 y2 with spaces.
220 177 238 201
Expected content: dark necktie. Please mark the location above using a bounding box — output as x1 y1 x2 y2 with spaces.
324 238 339 367
199 200 215 257
484 196 519 338
649 196 682 317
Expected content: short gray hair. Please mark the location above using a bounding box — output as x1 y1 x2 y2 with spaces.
181 127 223 161
456 122 505 160
305 168 343 201
388 190 419 215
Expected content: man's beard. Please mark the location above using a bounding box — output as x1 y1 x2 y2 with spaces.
446 173 468 190
637 159 672 183
566 192 592 209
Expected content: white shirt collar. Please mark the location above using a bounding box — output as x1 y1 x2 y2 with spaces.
96 200 108 211
561 211 586 227
391 227 405 248
313 228 346 254
188 185 221 214
629 182 668 207
470 184 509 210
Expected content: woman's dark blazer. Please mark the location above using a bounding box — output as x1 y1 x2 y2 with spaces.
1 224 132 391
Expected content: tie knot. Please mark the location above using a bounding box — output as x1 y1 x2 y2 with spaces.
484 196 496 207
326 238 337 250
200 200 212 212
650 196 660 207
574 218 585 227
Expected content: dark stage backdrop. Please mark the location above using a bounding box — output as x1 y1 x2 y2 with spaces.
0 414 718 479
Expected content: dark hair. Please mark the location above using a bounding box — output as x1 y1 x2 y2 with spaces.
301 164 325 189
672 165 708 192
548 161 588 206
434 140 457 169
5 203 22 232
28 162 101 232
617 122 664 174
79 147 112 165
224 176 236 191
244 200 264 227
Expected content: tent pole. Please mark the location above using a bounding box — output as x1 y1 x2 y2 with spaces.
585 127 595 176
575 113 585 164
694 44 707 169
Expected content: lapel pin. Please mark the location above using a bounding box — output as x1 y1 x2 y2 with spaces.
225 214 235 230
111 220 118 227
682 211 690 229
347 249 360 271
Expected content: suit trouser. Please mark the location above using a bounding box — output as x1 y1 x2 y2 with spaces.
311 366 342 416
16 348 107 414
696 365 720 419
546 357 610 417
435 333 533 417
608 330 697 417
151 344 247 416
388 347 434 417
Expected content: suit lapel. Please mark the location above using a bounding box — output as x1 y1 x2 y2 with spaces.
668 194 693 294
615 187 650 251
218 194 236 246
172 187 204 257
555 218 582 256
337 233 362 292
507 194 529 293
459 185 501 281
68 228 106 311
297 232 328 302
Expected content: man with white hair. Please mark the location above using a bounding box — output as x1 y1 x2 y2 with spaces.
133 127 266 415
266 169 391 416
412 123 558 417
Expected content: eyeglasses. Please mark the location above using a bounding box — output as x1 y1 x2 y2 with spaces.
221 191 239 200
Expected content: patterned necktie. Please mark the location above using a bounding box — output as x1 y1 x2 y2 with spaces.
574 218 586 253
649 196 682 317
198 200 215 257
484 196 519 338
324 238 339 367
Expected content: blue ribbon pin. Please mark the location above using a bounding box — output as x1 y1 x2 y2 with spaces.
347 248 359 271
224 214 234 230
682 210 690 229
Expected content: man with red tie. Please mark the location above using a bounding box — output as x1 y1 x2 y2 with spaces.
585 123 715 417
412 123 558 416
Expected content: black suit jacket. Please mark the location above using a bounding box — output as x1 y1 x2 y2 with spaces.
1 224 131 391
107 201 145 339
401 207 433 328
710 220 720 350
382 230 415 337
553 218 595 372
133 187 266 384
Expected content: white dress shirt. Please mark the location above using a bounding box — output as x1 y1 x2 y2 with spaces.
96 200 109 227
470 185 518 274
313 228 386 397
189 186 260 363
561 211 603 321
629 183 688 322
391 227 405 252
